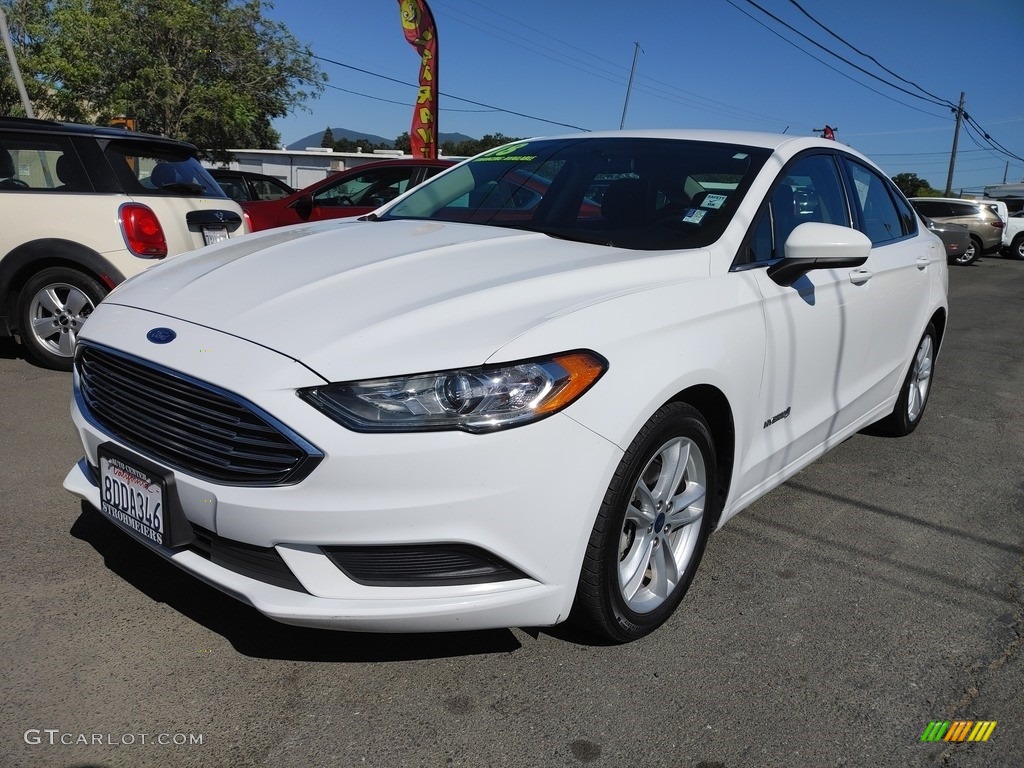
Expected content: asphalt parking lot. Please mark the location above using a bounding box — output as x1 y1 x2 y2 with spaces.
1 256 1021 768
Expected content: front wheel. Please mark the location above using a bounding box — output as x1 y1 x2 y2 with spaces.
573 402 717 643
17 267 107 371
871 324 937 437
1007 235 1024 260
951 237 980 265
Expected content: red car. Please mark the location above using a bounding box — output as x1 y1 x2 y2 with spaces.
242 158 455 231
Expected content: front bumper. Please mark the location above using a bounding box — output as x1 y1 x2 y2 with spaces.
64 314 622 632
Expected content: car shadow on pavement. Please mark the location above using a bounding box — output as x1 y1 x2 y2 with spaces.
70 502 527 662
0 336 25 362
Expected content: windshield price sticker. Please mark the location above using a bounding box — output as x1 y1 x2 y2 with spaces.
99 452 165 546
202 226 229 246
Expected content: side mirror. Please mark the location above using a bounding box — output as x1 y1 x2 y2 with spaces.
293 194 314 221
767 222 871 287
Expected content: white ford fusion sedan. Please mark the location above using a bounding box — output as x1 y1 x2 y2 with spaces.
64 130 948 642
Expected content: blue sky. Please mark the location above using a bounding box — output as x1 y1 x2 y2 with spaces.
264 0 1023 194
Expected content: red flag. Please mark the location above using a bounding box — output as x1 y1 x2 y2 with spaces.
823 125 835 141
398 0 439 159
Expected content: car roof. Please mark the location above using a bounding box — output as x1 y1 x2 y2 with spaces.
525 128 866 154
910 197 986 204
0 116 199 152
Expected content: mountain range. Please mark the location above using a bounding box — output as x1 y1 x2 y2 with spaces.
287 127 476 150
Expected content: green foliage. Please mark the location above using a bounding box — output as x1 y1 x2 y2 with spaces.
332 136 392 153
442 132 522 157
391 131 521 157
0 0 324 159
892 172 937 198
320 126 334 148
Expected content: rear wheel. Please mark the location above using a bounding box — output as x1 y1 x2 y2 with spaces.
573 403 717 643
872 324 937 437
17 267 107 371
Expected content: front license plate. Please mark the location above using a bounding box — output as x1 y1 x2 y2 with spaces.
99 450 166 546
201 226 229 246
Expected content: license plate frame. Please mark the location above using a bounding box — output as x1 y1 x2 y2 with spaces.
98 445 170 546
201 225 229 246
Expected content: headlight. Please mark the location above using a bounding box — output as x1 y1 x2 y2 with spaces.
299 351 607 433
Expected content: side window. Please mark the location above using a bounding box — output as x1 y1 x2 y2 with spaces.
911 200 947 218
743 153 848 263
314 168 414 207
949 202 980 217
216 176 249 201
252 178 291 200
844 160 905 245
888 182 918 236
0 134 89 192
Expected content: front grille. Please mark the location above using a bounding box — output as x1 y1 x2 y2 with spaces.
76 344 321 486
323 544 528 587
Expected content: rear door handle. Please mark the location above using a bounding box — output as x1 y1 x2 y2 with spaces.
849 269 873 285
916 256 930 270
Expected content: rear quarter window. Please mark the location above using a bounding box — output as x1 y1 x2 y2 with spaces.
103 141 226 198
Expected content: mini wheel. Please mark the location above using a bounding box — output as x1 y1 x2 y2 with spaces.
17 267 107 371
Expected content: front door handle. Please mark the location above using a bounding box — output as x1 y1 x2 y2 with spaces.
849 269 873 285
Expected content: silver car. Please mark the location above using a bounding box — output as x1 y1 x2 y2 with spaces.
910 197 1004 265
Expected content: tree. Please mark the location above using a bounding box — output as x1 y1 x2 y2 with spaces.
0 0 324 158
320 126 334 148
892 172 938 198
397 131 522 157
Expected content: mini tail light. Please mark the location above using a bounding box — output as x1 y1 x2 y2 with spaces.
242 210 254 233
120 203 168 258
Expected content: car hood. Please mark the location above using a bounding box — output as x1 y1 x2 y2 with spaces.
104 219 708 380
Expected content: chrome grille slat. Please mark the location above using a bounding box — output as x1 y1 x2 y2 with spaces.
77 345 321 486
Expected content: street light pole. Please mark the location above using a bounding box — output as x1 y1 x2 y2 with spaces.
0 7 34 118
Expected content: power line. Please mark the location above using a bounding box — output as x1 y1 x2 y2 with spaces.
765 0 1019 166
309 77 497 113
730 0 950 111
722 0 948 120
310 53 590 132
433 0 797 129
784 0 952 108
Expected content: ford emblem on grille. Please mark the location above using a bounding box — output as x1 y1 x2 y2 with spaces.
146 327 176 344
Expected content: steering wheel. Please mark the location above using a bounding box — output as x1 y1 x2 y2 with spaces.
0 178 29 190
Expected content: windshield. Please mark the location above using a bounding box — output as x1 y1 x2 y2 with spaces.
382 137 770 250
103 140 227 198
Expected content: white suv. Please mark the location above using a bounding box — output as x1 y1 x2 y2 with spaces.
0 117 249 370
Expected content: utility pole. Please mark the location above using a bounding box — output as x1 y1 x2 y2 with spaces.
0 7 34 118
619 42 642 130
944 91 965 197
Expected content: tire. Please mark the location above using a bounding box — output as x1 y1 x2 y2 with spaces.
573 402 717 643
17 267 107 371
1008 235 1024 260
872 324 937 437
952 237 980 265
